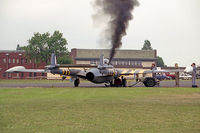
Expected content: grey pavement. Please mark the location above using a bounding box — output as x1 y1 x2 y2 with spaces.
0 80 199 88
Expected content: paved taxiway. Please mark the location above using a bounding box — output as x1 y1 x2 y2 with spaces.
0 80 199 88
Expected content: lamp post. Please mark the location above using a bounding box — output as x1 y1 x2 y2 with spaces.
5 53 9 79
18 53 22 64
18 53 22 79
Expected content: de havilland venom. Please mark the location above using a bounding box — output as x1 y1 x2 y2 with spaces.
6 54 184 87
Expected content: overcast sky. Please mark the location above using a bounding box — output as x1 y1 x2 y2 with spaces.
0 0 199 66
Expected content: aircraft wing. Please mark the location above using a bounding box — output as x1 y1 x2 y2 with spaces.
119 69 184 76
6 66 46 73
6 66 87 78
143 69 184 73
66 69 87 79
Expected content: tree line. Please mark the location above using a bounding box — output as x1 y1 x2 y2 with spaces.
142 40 166 67
18 31 72 64
17 31 165 66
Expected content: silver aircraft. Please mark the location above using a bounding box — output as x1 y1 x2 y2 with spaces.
6 54 181 87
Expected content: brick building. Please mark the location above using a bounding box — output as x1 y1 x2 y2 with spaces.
0 50 46 79
70 49 157 68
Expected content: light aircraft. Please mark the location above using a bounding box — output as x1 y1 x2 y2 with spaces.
6 54 183 87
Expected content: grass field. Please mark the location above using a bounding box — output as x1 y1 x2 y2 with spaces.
0 87 200 133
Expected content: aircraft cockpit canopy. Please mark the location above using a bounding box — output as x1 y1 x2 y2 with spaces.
103 59 109 65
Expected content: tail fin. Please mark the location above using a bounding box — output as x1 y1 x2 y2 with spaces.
51 53 57 66
45 53 58 69
99 54 104 66
98 54 113 69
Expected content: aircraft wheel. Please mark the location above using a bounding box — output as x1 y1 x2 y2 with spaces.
143 77 156 87
74 79 80 87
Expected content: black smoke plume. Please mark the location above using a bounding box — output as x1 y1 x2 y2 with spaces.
93 0 139 63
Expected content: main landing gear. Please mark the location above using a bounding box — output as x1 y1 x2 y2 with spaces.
143 77 156 87
74 78 80 87
105 77 127 87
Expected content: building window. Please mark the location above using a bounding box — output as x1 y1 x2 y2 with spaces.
3 58 6 63
13 59 15 63
42 73 45 76
114 61 117 65
139 61 142 66
118 61 122 66
123 61 126 66
29 72 32 77
2 73 6 78
17 73 19 78
135 61 142 67
90 60 97 65
8 73 11 78
21 73 24 78
114 61 116 65
129 61 133 66
34 73 37 77
21 58 24 64
17 59 19 64
135 61 138 66
124 61 128 66
9 59 11 63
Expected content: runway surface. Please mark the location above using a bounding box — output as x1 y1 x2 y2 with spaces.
0 80 199 88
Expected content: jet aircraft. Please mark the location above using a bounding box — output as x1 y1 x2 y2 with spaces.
6 54 182 87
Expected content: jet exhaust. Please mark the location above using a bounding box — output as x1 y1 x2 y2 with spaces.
86 72 95 81
93 0 139 63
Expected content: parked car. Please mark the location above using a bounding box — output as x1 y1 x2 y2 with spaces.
180 73 192 80
156 75 171 80
196 74 200 79
165 73 175 80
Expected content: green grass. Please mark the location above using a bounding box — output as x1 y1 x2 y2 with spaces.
0 87 200 133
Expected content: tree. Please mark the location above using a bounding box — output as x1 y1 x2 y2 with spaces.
157 56 166 67
141 40 166 67
57 53 73 64
24 31 72 64
141 40 153 50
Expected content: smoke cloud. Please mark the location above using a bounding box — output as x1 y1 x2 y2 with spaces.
93 0 139 63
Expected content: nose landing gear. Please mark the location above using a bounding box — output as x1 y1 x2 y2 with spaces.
74 78 80 87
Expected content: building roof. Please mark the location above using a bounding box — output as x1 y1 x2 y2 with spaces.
0 50 24 53
73 49 157 59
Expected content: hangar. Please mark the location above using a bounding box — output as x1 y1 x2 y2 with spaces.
47 48 158 79
70 48 157 67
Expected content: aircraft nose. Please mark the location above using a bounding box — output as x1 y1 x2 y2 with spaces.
6 68 14 73
6 66 25 73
